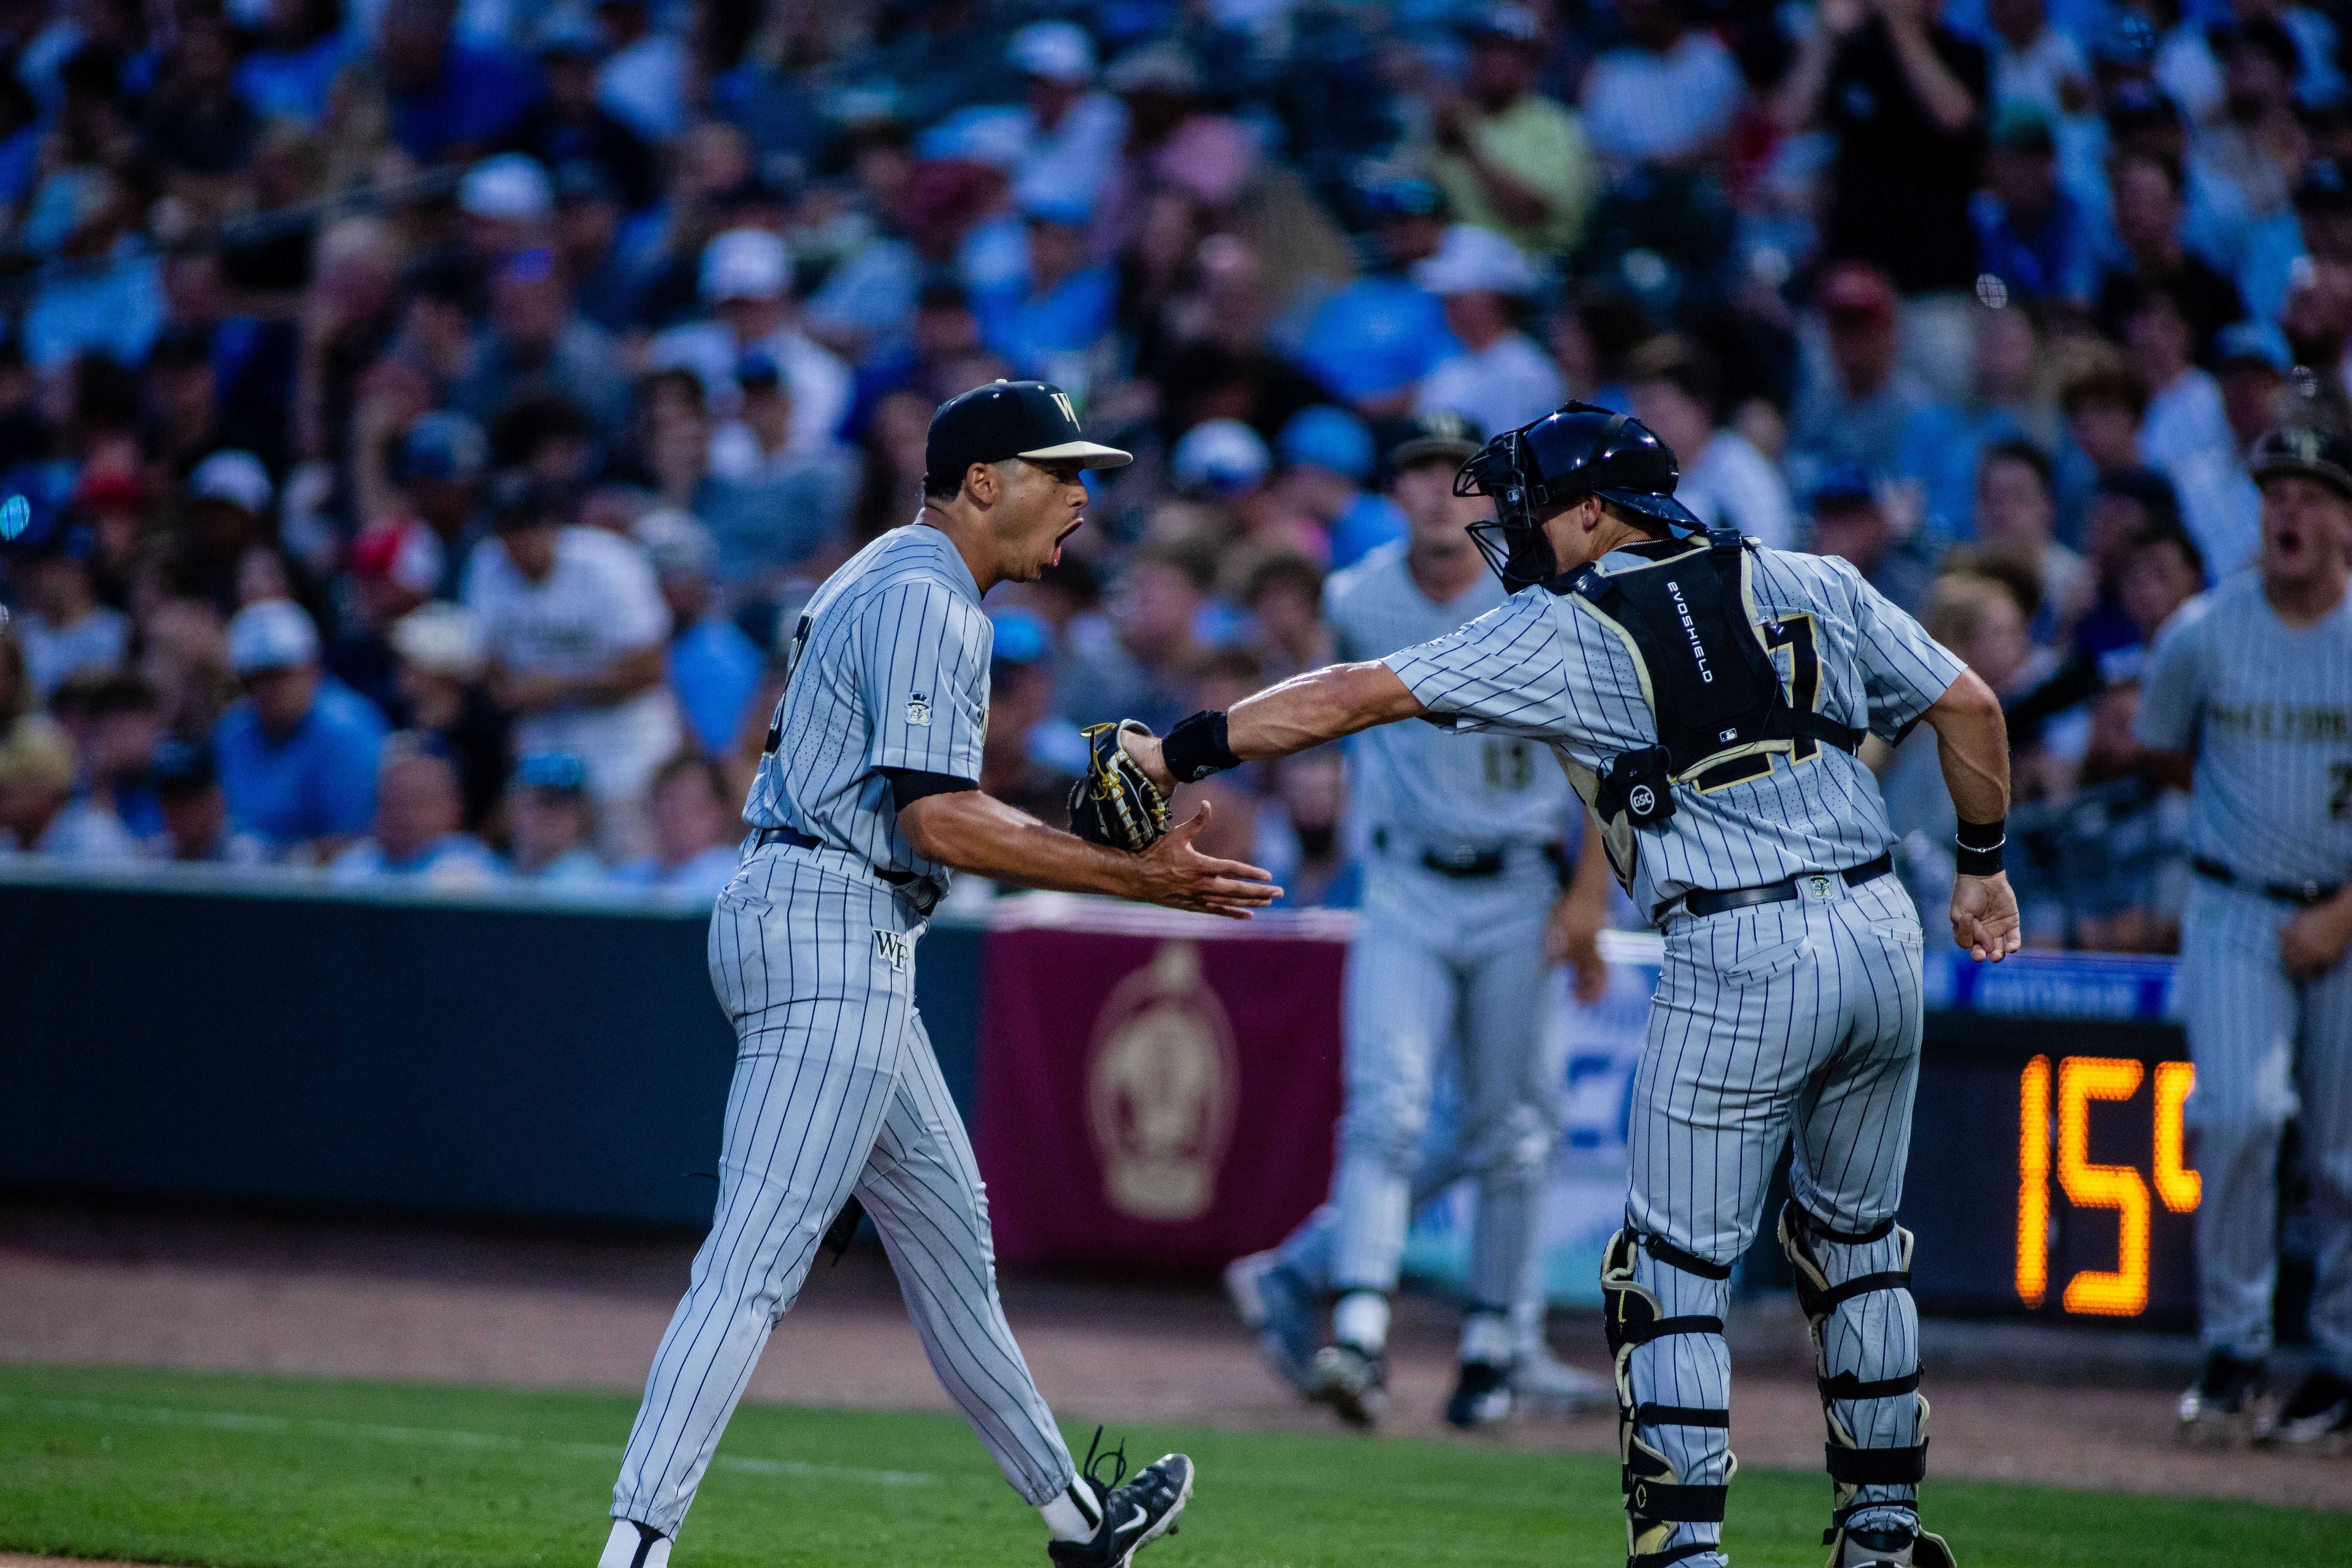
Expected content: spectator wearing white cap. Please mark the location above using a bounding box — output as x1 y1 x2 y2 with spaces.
633 508 763 756
213 599 389 864
330 733 504 889
464 476 679 860
1410 225 1566 438
1004 21 1128 218
390 601 510 831
178 450 287 615
456 152 555 259
644 228 852 452
608 752 741 902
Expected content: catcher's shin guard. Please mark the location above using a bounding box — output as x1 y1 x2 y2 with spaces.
1777 1203 1953 1568
1601 1226 1735 1568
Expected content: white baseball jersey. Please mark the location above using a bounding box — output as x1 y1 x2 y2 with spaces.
2133 572 2352 888
743 524 991 888
1326 543 1573 846
1384 544 1967 921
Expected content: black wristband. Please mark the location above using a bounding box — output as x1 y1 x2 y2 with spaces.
1162 710 1240 783
1955 817 2005 877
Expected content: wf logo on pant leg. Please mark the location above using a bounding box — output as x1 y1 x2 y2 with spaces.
873 929 910 973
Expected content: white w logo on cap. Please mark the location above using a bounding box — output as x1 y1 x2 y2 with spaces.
1050 391 1077 425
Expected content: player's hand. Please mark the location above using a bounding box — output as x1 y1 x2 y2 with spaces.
1546 893 1610 1004
1129 799 1281 919
1949 871 2022 962
1118 724 1178 796
2279 900 2352 980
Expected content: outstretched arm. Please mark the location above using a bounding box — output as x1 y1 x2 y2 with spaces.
899 790 1278 918
1919 668 2022 962
1123 661 1426 789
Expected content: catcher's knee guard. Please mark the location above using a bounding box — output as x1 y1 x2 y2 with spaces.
1777 1203 1954 1568
1600 1226 1735 1568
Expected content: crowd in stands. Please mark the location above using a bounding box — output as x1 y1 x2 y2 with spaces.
0 0 2334 940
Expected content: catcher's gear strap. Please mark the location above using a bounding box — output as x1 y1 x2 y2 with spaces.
1631 1544 1718 1568
1559 534 1866 833
1819 1370 1921 1401
1162 709 1240 782
1824 1441 1928 1486
1625 1478 1728 1522
881 768 978 811
1632 1225 1735 1281
1621 1313 1727 1347
1789 1209 1897 1246
1637 1403 1731 1428
1798 1269 1914 1317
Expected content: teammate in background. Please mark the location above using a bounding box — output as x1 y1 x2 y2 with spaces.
593 382 1274 1568
1107 405 2019 1568
2140 426 2352 1446
1224 409 1610 1428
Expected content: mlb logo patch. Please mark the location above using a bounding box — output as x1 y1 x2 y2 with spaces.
874 929 910 973
906 693 932 726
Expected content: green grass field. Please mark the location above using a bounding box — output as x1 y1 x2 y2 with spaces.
0 1363 2324 1567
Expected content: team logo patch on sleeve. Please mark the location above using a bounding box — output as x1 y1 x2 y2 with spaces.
906 693 932 725
874 929 910 972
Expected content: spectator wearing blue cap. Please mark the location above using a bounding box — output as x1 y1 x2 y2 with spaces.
979 194 1119 379
609 753 739 901
391 411 492 598
506 751 607 888
1806 466 1934 614
1294 180 1459 418
330 732 504 887
11 524 124 699
214 600 389 863
144 739 267 865
634 509 763 756
978 606 1084 825
1272 406 1402 570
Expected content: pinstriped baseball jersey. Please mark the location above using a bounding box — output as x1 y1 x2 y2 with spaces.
743 524 990 884
1384 544 1967 922
2133 573 2352 888
1325 543 1573 844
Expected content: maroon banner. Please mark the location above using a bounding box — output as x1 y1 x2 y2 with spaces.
975 914 1347 1268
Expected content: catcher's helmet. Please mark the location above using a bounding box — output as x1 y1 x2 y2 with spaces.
1454 403 1702 591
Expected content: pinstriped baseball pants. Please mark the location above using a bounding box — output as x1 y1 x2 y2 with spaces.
2180 880 2352 1368
1626 872 1927 1566
610 846 1075 1537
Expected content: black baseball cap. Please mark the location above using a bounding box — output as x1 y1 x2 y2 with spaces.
924 380 1132 494
2247 425 2352 499
1388 407 1485 470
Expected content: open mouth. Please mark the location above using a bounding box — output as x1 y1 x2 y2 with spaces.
1049 518 1084 566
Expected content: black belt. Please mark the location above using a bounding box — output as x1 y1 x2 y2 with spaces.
2192 856 2343 909
1681 852 1895 919
752 825 926 893
1371 828 1533 880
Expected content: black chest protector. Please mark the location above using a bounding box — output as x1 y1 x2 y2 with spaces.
1552 530 1864 831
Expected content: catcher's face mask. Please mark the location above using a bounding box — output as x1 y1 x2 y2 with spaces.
1455 428 1564 593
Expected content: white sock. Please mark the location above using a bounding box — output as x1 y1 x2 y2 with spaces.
1333 1289 1390 1354
1459 1310 1514 1367
598 1519 670 1568
1040 1483 1100 1542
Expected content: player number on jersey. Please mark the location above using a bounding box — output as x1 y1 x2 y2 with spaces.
1481 739 1535 791
1763 615 1823 760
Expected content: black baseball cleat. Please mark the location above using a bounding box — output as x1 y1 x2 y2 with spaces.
1047 1428 1193 1568
1444 1359 1512 1428
2254 1368 2352 1447
1308 1341 1388 1428
1828 1520 1957 1567
2178 1349 2266 1441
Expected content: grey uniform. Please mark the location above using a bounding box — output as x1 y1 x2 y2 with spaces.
610 524 1076 1537
2134 573 2352 1372
1387 541 1964 1568
1274 543 1574 1327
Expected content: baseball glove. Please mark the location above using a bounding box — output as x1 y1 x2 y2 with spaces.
1068 720 1172 853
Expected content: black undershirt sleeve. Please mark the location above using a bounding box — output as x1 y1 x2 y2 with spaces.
882 767 980 813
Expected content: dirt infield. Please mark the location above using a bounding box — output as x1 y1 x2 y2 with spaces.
2 1200 2345 1515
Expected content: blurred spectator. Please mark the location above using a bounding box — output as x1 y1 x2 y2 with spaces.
1983 0 2089 118
2072 468 2187 659
609 753 739 900
1059 537 1214 734
392 412 493 599
1782 0 1989 296
635 509 761 757
982 195 1118 379
2121 279 2236 483
2006 519 2206 747
976 606 1082 824
2096 153 2248 354
465 476 676 858
330 733 503 887
0 705 76 856
331 518 445 719
1242 553 1331 686
22 174 164 372
215 600 387 862
1295 180 1457 418
593 0 686 144
1000 22 1127 214
1788 261 1934 488
1273 406 1402 570
1412 225 1565 440
1169 417 1272 503
1974 438 2091 639
1805 467 1933 612
647 229 853 451
235 0 350 130
45 670 159 860
389 601 508 831
2055 343 2153 538
496 21 660 211
1627 335 1795 548
449 245 632 442
1265 749 1360 909
172 451 283 617
1424 4 1597 256
2168 320 2285 577
505 750 606 888
11 526 124 698
144 739 266 865
1970 104 2099 305
379 0 539 164
1579 0 1745 178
